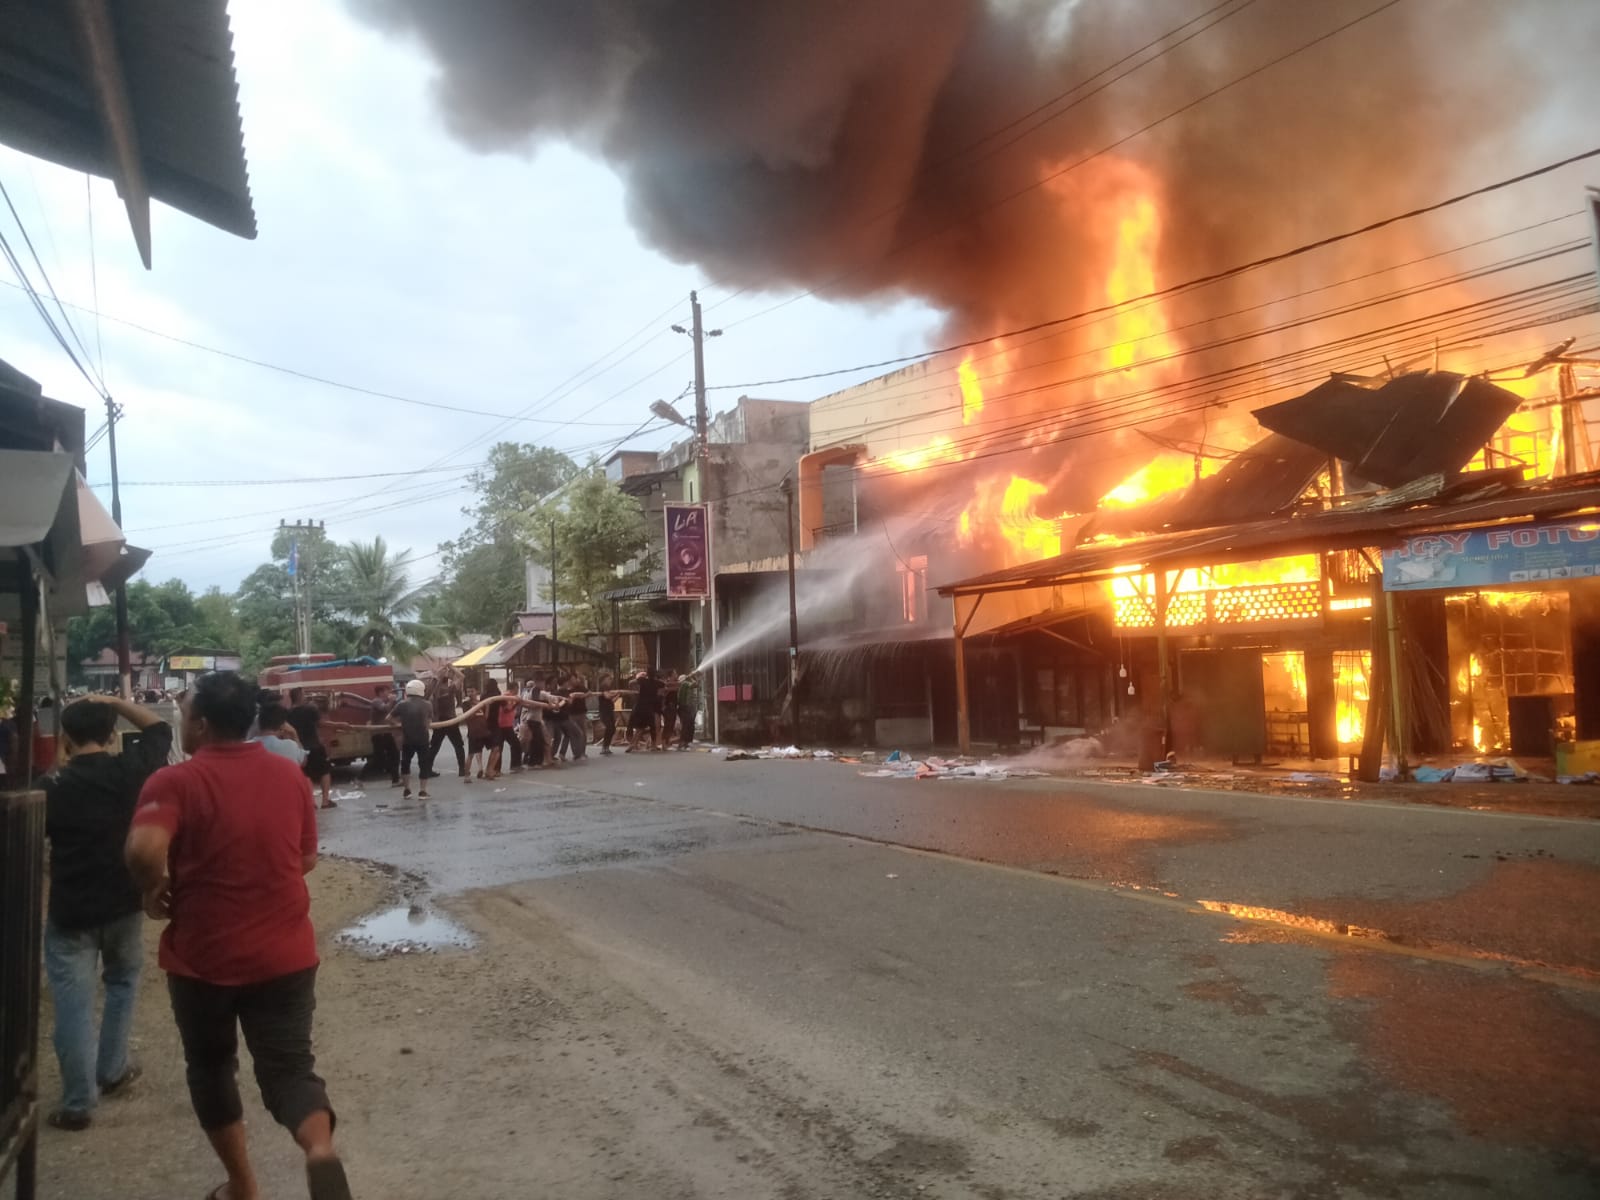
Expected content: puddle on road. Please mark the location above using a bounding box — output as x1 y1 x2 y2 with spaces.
338 903 476 958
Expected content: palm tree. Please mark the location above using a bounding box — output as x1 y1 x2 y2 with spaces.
339 537 438 660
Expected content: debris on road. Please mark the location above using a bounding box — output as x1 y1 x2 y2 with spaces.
858 756 1048 781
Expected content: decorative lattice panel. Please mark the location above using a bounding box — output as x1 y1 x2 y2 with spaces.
1113 580 1323 631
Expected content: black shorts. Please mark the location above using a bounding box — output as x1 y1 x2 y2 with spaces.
627 706 656 732
468 733 489 754
168 966 332 1135
301 746 330 779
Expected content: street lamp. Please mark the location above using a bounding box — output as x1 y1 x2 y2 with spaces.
650 399 691 427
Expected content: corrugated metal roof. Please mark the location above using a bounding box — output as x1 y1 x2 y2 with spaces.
1096 433 1329 537
600 579 669 602
462 632 609 668
452 641 498 668
1252 372 1521 488
939 475 1600 596
0 0 255 246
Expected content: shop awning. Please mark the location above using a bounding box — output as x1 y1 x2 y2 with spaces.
454 633 609 669
0 449 75 546
452 641 500 668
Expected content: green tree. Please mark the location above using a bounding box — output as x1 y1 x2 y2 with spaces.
340 536 437 660
516 467 652 637
66 578 240 681
425 442 576 637
232 525 357 672
195 586 242 650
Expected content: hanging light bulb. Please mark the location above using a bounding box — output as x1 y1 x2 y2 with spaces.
1127 681 1136 695
1118 663 1127 679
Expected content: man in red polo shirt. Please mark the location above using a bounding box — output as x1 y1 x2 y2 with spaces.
125 672 353 1200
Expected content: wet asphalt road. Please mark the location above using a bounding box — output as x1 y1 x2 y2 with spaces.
318 750 1600 1196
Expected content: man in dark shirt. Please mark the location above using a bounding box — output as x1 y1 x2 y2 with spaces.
425 674 467 779
560 677 589 763
627 669 662 752
390 679 435 799
43 693 172 1129
676 672 701 750
363 684 400 787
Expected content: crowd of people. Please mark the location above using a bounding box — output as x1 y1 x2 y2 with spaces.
340 666 702 797
40 676 354 1200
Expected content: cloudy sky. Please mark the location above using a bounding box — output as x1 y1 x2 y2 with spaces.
0 0 941 594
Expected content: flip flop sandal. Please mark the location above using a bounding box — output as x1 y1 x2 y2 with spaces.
47 1109 91 1132
307 1156 354 1200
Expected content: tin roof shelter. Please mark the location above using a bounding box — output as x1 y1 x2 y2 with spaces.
454 632 608 673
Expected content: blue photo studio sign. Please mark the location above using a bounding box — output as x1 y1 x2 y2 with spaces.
1382 519 1600 591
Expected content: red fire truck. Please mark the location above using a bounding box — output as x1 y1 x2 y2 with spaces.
259 654 398 765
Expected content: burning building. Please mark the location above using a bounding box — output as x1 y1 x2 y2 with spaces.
357 0 1600 753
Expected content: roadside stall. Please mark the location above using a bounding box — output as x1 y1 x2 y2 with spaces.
1383 518 1600 771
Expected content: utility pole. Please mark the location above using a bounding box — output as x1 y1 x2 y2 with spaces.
781 474 801 741
550 516 559 647
280 519 323 657
689 289 719 743
104 395 132 697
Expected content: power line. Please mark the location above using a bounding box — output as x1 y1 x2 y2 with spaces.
804 231 1590 429
840 0 1265 244
719 0 1410 335
85 174 105 383
0 276 676 428
845 293 1600 482
693 2 1256 324
96 464 487 488
818 279 1597 478
711 145 1600 393
0 225 108 402
0 177 106 396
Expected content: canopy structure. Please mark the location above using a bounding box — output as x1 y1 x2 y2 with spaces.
1 364 145 626
454 632 609 672
452 641 498 669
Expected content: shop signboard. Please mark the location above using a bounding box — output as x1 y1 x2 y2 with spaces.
1382 519 1600 591
167 655 212 671
664 502 710 598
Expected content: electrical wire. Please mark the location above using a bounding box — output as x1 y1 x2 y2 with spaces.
711 145 1600 392
719 0 1412 335
792 213 1591 419
0 177 106 396
838 294 1600 483
797 280 1597 482
802 235 1590 431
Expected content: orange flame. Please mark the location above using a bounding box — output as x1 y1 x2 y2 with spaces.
958 355 984 425
998 476 1062 561
878 436 961 473
1335 652 1370 746
1100 451 1218 509
1095 180 1180 398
